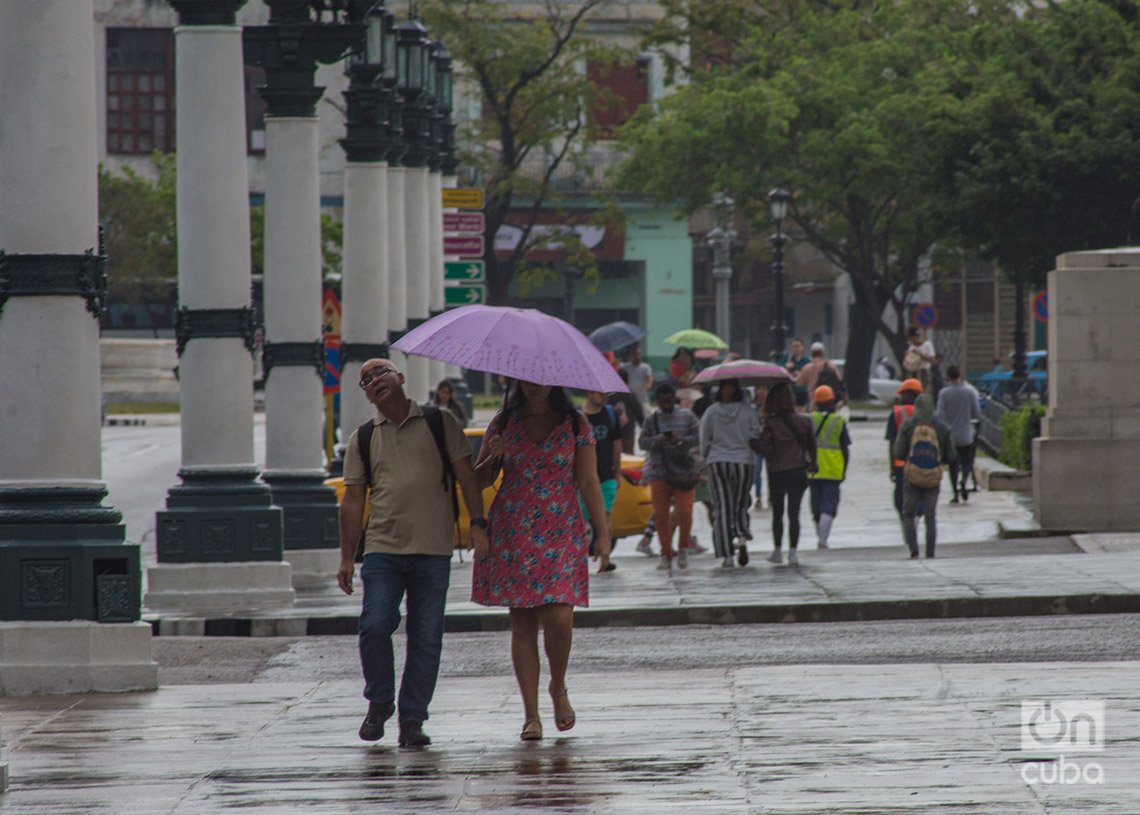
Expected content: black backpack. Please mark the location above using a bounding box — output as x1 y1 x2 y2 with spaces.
353 404 459 563
816 363 846 402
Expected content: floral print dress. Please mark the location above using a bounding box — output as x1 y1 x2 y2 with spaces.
472 412 595 608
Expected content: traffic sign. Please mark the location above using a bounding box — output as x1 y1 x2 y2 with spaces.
444 260 485 282
442 187 484 209
1033 291 1049 323
443 212 485 233
444 285 486 306
912 302 939 329
443 235 485 256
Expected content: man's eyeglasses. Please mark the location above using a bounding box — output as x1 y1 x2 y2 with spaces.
359 367 396 388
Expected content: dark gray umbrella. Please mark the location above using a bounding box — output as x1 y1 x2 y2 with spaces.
588 321 647 353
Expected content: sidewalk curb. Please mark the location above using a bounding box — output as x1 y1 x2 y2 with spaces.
147 591 1140 636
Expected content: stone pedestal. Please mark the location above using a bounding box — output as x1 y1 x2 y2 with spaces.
1033 248 1140 530
144 562 295 614
282 547 342 590
0 621 156 694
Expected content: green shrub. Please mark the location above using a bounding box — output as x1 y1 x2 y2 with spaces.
998 403 1046 471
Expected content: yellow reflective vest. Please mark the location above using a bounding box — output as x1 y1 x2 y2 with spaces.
809 411 847 481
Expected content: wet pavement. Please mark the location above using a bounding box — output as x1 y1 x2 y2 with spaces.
2 663 1138 813
3 413 1137 812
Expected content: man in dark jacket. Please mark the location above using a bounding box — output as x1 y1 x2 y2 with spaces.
892 393 957 559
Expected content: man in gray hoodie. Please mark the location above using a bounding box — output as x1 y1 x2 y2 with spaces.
892 394 957 559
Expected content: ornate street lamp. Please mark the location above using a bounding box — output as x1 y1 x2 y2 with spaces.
708 192 735 346
396 17 432 167
767 185 792 358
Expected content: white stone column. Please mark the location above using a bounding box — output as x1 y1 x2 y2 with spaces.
427 170 449 389
263 117 325 475
260 114 341 581
148 5 292 616
0 0 154 692
340 161 389 436
403 166 432 402
386 165 409 381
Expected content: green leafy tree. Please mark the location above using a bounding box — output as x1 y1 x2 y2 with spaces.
421 0 623 305
98 152 178 330
624 0 1140 392
926 0 1140 288
618 0 1019 395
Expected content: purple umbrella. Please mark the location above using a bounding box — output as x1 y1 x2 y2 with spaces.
691 359 794 387
392 305 629 393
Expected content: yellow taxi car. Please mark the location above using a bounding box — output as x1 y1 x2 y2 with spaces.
325 426 654 545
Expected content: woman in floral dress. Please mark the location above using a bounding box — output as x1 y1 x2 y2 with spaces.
472 380 611 741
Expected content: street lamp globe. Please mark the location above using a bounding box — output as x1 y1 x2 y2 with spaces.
396 17 429 95
767 185 791 222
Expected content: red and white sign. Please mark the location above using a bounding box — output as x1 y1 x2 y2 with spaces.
443 235 485 257
443 212 485 233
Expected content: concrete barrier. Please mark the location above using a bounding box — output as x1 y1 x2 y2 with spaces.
100 338 179 403
973 455 1031 492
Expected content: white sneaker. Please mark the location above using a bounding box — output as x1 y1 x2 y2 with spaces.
677 547 689 569
635 537 655 557
656 556 673 572
720 556 734 569
766 549 783 564
787 550 799 566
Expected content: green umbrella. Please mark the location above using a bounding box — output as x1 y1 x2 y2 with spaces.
664 328 729 350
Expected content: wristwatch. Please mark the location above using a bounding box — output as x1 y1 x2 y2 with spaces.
470 518 489 530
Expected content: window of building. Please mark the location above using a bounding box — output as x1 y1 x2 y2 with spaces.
587 57 651 139
106 28 175 155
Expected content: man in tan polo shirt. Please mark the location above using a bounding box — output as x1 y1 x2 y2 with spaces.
338 358 488 748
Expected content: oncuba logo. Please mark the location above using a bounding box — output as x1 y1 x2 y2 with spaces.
1019 700 1105 785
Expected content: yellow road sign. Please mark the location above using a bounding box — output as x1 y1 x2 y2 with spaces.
441 187 484 209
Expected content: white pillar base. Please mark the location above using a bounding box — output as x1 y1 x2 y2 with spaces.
283 548 341 591
0 621 157 695
144 562 296 615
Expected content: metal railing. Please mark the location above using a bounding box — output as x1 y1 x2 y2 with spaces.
976 390 1011 457
975 383 1045 460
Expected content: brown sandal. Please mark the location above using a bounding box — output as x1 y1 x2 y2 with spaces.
520 718 543 741
551 688 576 732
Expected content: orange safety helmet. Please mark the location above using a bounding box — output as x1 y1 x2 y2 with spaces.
898 378 924 394
813 385 835 403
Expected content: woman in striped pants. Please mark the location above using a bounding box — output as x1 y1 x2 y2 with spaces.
699 379 762 568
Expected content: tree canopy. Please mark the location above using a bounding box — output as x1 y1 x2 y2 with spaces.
617 0 1140 392
421 0 624 304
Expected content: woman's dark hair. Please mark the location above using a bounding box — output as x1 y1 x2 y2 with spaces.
495 379 578 433
716 379 743 402
435 379 453 396
670 347 693 362
764 381 795 416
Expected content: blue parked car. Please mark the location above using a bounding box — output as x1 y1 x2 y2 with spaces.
975 350 1047 400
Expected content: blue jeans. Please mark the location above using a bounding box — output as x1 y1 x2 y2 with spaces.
359 553 451 725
